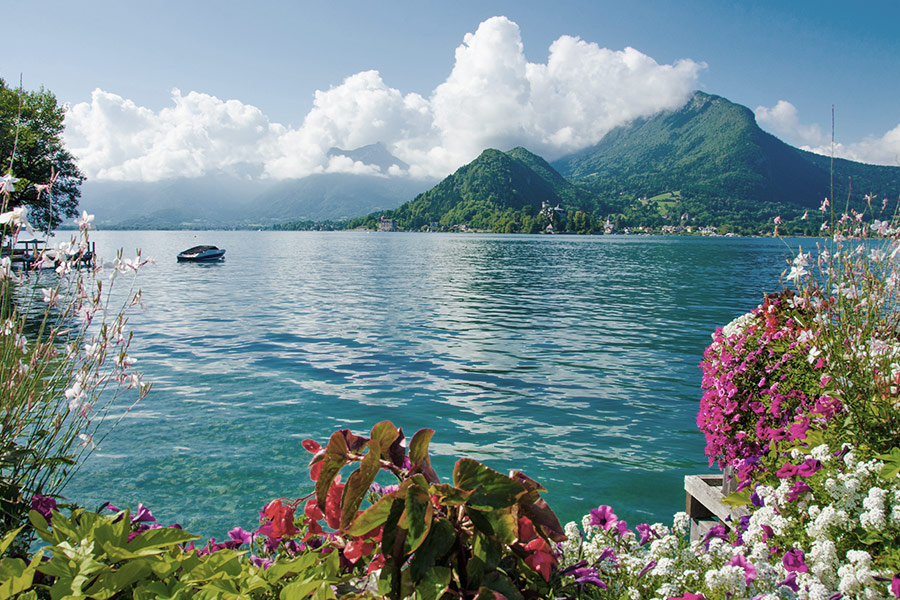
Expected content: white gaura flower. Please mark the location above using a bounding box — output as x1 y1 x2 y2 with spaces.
75 211 94 229
0 173 19 193
77 433 95 448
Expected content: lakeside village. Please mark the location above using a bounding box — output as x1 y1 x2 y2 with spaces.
376 198 745 236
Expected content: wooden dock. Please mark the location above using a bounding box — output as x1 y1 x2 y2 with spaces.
684 473 750 541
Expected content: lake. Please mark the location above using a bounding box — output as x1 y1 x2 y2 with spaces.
60 231 796 538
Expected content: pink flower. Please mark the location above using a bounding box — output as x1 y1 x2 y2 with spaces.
797 458 822 478
782 548 809 573
776 463 798 478
589 505 618 530
727 554 757 585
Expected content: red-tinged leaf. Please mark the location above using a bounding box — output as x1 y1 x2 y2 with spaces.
315 430 356 507
325 483 345 530
309 460 323 482
521 497 565 542
404 481 434 553
341 441 382 529
301 439 321 454
389 428 406 468
453 459 526 511
304 498 324 521
370 422 400 461
409 429 434 465
340 429 370 454
509 471 546 495
346 491 400 537
428 483 474 505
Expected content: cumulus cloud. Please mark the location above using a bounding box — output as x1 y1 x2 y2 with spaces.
65 16 705 182
756 100 900 167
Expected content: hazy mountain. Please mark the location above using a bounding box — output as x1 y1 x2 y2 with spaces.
78 149 435 228
327 142 410 173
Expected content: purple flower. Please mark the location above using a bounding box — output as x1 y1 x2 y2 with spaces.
572 567 606 589
228 526 252 545
615 520 629 538
891 573 900 598
778 571 800 592
798 458 823 478
636 523 655 545
598 547 619 566
786 481 812 502
589 505 618 530
30 495 57 521
727 554 757 585
702 523 728 550
750 491 764 507
782 548 809 573
131 503 156 524
250 555 273 570
638 560 657 578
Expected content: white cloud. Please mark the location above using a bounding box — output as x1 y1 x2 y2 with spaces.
65 16 705 182
756 100 900 167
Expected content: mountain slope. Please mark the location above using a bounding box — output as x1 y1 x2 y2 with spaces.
356 147 602 231
553 91 900 222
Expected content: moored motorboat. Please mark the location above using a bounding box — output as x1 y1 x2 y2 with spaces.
176 245 226 262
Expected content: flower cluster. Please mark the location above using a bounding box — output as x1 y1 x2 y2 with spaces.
698 290 842 484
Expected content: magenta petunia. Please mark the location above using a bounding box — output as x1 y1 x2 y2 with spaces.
782 548 809 573
589 505 618 530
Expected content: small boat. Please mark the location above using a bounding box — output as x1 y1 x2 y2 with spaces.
177 245 226 262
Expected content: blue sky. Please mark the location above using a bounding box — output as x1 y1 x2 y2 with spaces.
2 0 898 181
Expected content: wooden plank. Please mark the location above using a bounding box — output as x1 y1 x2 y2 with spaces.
684 474 749 524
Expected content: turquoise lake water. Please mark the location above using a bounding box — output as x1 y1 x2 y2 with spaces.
61 231 796 538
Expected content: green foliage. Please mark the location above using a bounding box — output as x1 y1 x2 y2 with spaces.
304 421 565 600
0 78 85 231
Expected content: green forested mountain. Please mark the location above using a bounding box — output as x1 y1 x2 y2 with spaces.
346 91 900 234
349 147 607 233
553 91 900 228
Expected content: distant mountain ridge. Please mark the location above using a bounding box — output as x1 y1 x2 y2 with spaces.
327 142 409 173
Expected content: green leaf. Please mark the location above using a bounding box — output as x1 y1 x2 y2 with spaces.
428 483 474 506
480 571 523 600
0 553 41 599
345 490 400 537
409 519 455 583
265 553 317 581
876 447 900 479
454 459 526 511
341 440 382 530
403 481 434 553
722 489 752 508
466 531 502 588
281 579 322 600
370 421 400 461
126 527 200 553
414 566 451 600
409 429 434 465
409 429 440 484
0 527 23 557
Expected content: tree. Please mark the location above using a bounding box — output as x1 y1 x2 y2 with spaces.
1 78 85 231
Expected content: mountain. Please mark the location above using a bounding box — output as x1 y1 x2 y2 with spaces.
327 142 410 173
552 91 900 225
349 147 604 232
79 161 435 229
